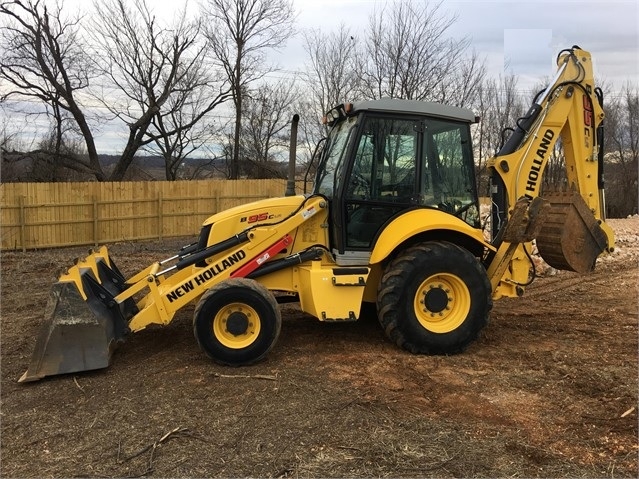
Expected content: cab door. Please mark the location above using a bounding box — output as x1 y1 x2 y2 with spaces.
339 114 423 251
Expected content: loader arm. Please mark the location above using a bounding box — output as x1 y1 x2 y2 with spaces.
116 196 328 332
486 46 615 297
19 196 328 382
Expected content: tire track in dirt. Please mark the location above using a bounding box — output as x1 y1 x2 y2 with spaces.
518 262 636 299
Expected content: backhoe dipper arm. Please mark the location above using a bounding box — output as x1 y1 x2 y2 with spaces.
486 46 615 293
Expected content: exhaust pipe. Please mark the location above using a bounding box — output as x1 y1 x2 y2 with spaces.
285 114 300 196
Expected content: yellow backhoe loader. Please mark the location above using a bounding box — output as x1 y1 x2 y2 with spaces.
20 45 614 382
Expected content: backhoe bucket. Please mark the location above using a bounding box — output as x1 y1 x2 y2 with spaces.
19 247 137 383
536 192 608 273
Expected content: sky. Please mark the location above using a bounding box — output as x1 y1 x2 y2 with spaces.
1 0 637 154
276 0 638 92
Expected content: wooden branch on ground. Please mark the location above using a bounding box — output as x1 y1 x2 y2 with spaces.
212 373 278 381
118 425 191 476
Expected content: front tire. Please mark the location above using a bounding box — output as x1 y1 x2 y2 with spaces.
193 278 281 366
377 241 492 354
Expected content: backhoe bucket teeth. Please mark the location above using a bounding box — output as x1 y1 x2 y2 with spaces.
19 248 137 383
536 192 608 273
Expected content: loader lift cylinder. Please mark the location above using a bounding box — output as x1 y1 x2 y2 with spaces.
174 232 250 271
247 247 324 280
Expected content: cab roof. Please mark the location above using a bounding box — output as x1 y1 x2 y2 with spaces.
352 98 477 123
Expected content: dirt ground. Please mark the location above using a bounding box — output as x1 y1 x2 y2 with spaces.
1 218 637 478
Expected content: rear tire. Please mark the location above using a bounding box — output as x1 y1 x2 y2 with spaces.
377 241 492 354
193 278 281 366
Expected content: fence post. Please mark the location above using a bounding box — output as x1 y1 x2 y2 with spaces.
158 191 163 241
93 196 99 247
18 195 26 252
215 190 220 214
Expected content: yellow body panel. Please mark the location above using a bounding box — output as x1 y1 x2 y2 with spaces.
202 194 331 257
297 261 368 320
203 195 305 236
203 195 308 225
253 258 369 321
369 208 493 265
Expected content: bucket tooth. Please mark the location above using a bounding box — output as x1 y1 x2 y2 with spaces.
536 192 608 273
19 250 137 383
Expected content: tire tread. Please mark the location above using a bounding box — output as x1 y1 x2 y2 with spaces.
377 241 492 355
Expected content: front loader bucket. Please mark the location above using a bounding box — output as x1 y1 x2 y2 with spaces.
19 248 137 383
536 192 609 273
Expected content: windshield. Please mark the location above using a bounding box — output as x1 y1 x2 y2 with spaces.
314 116 358 197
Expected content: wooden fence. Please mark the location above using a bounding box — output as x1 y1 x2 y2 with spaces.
0 179 307 251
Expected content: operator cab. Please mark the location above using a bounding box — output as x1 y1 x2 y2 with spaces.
314 99 480 263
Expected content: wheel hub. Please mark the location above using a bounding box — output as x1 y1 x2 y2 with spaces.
226 312 249 336
212 303 261 349
424 287 449 313
414 273 471 333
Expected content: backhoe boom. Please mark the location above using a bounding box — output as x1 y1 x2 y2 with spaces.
487 46 614 297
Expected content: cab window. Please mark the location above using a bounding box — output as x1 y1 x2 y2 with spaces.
345 116 419 248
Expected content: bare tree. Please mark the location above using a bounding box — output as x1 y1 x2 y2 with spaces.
0 103 21 154
357 0 482 106
145 107 218 181
604 82 639 217
91 0 216 181
303 24 359 118
300 26 360 187
436 49 486 108
236 80 297 178
144 55 231 180
0 0 105 179
473 74 525 194
202 0 295 179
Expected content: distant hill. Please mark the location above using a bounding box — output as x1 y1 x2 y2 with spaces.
98 154 223 168
1 151 226 182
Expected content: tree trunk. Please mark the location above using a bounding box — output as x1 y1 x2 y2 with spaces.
231 52 243 180
232 97 242 179
67 98 105 181
109 125 150 181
